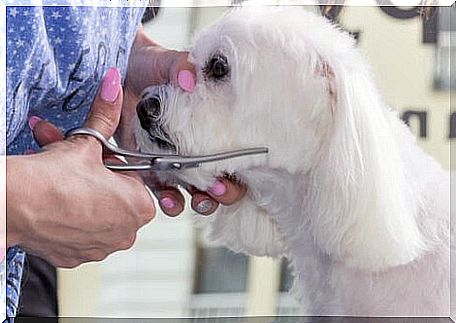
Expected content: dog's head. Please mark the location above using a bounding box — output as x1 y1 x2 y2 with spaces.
135 7 425 271
135 8 334 177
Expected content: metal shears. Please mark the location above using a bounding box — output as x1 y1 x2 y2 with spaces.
65 127 269 171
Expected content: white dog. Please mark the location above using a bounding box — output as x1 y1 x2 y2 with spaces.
134 7 452 316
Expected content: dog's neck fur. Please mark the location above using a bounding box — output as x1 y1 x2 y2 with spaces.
239 112 449 316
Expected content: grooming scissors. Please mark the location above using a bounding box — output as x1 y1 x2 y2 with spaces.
65 127 268 171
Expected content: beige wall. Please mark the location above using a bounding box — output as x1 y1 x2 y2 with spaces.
341 6 453 169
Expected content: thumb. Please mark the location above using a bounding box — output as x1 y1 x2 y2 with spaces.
126 28 195 96
84 67 123 139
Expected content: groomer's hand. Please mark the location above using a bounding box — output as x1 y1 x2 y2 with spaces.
119 27 246 217
7 68 155 268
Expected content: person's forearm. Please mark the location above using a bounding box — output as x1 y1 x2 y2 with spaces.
6 155 33 249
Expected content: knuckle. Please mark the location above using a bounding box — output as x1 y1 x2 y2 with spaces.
60 259 82 269
118 234 136 250
130 183 156 225
141 202 156 224
88 111 116 134
70 135 103 156
80 250 106 263
104 216 122 231
84 135 104 150
91 251 108 262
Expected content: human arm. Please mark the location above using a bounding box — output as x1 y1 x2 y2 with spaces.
7 68 155 268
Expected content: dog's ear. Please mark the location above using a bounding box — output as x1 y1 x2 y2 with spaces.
308 57 426 271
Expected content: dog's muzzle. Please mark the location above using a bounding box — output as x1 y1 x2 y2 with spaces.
136 91 175 151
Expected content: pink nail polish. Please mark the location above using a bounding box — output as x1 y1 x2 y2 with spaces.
28 116 42 130
160 197 176 209
177 70 195 92
101 68 120 103
208 180 226 196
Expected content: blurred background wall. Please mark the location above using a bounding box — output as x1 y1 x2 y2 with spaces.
58 1 455 318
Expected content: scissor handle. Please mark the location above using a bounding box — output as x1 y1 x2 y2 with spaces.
65 127 171 159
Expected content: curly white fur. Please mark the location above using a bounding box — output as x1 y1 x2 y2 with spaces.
134 7 452 316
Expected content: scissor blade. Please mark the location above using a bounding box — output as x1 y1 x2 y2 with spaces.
105 147 269 171
154 147 269 169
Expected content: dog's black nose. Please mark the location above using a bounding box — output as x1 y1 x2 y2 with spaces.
136 96 161 130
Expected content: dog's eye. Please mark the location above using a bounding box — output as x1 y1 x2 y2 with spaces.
204 54 229 80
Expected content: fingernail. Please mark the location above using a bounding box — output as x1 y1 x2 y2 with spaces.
177 70 195 92
160 197 176 209
101 68 120 103
28 116 42 130
195 199 213 214
208 180 226 196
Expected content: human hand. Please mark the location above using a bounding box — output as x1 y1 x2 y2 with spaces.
119 28 246 217
7 68 155 268
117 26 195 150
